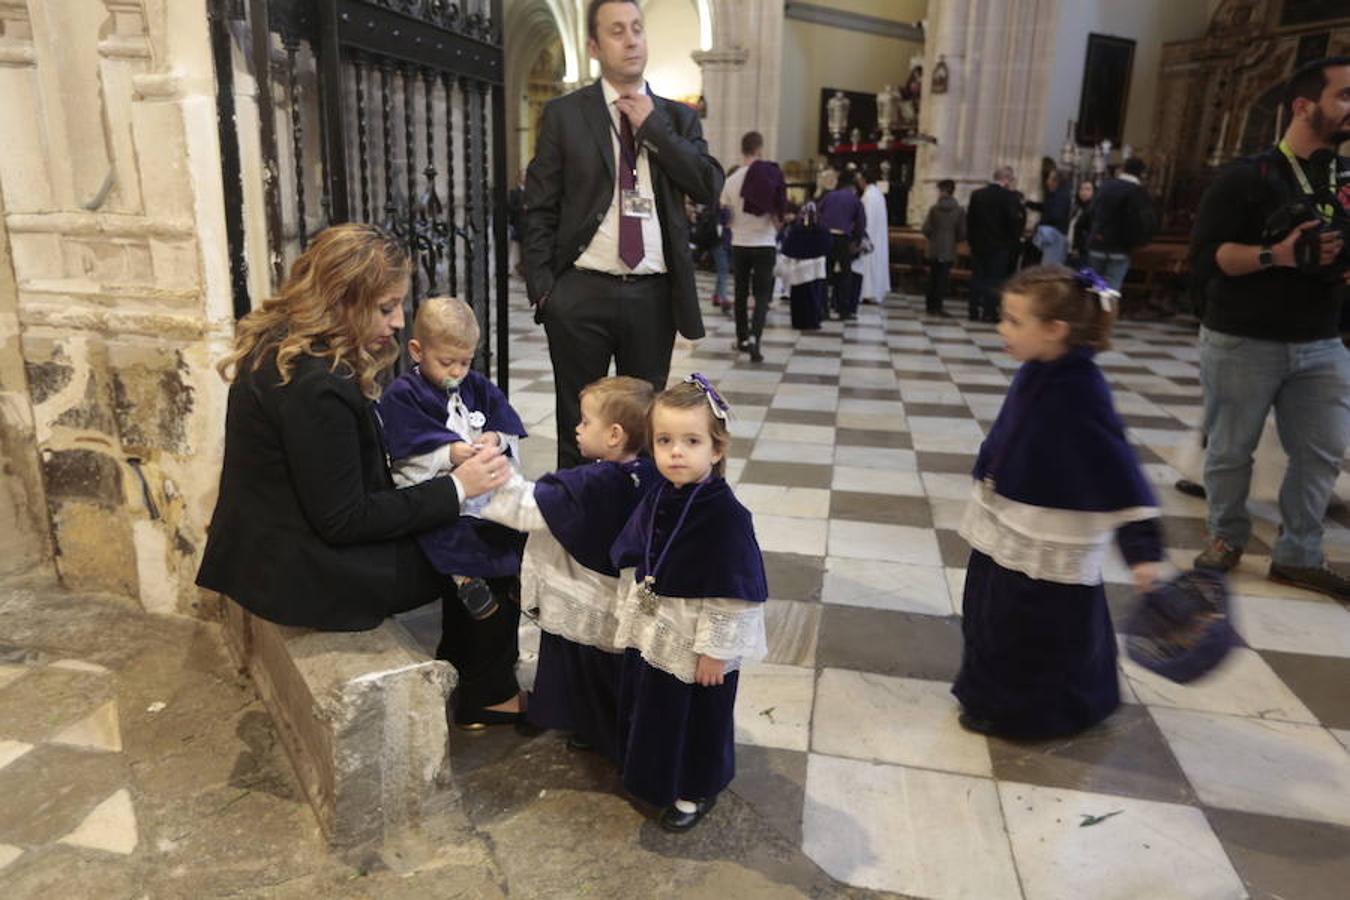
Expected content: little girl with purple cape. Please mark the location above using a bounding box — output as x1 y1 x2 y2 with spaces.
954 266 1164 739
610 375 768 832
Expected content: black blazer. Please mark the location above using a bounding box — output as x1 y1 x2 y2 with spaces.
967 183 1026 255
196 352 462 630
523 81 724 340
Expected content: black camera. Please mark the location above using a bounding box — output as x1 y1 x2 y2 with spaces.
1261 200 1350 281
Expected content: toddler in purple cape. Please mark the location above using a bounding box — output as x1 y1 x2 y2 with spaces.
377 296 527 621
481 377 658 760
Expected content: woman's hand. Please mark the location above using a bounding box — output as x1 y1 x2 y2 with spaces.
694 655 726 687
454 444 509 499
1131 562 1161 595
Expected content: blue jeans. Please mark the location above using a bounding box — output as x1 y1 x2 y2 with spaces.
1087 251 1131 291
712 242 729 299
1199 327 1350 567
1034 226 1068 267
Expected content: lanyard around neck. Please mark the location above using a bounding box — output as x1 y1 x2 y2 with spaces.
1278 139 1337 221
641 481 705 590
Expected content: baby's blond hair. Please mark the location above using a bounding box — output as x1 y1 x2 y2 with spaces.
413 296 480 350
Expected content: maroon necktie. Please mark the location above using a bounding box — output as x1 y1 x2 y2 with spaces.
618 111 645 269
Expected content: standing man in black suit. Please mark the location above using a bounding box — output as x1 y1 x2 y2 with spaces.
966 166 1026 321
524 0 724 468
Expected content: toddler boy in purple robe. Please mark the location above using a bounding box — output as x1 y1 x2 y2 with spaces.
377 296 527 623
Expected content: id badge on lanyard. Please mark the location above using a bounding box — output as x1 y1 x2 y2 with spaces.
622 189 654 219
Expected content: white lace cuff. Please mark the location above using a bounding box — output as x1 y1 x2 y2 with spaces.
480 472 546 532
692 599 768 662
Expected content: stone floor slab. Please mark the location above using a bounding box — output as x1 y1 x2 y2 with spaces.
821 557 952 616
735 663 816 752
1205 807 1350 900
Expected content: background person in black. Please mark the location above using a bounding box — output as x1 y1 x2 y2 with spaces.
1189 56 1350 602
1087 157 1156 291
196 224 525 727
966 166 1026 321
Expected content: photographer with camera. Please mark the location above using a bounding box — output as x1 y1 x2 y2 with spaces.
1189 57 1350 601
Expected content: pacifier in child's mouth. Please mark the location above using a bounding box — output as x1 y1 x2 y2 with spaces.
442 375 464 392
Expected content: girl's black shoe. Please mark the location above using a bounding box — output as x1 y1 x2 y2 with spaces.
659 796 717 832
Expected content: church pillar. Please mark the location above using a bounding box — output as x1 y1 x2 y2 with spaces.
695 0 783 167
911 0 1059 220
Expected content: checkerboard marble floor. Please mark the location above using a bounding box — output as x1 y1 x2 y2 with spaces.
498 273 1350 900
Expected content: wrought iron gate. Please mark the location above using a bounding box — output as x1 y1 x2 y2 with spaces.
208 0 510 389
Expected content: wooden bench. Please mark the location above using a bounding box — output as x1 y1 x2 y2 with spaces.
222 600 459 847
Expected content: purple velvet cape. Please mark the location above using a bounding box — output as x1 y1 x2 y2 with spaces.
973 347 1157 513
610 477 768 603
375 368 528 578
533 456 659 576
741 159 787 219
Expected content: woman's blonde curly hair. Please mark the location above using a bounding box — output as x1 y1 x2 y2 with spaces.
217 223 411 399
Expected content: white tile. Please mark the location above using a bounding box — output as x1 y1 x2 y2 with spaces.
754 514 829 556
821 558 951 616
750 438 826 464
921 472 974 501
802 754 1021 898
1231 593 1350 657
725 458 746 485
1151 707 1350 826
930 498 968 530
0 740 33 772
49 699 122 753
734 662 815 752
48 659 111 675
735 484 832 519
838 367 898 389
946 568 967 615
832 445 916 470
785 356 841 376
828 520 941 566
813 669 990 776
837 397 907 418
1123 646 1317 723
718 369 783 392
58 788 138 855
772 386 840 411
0 845 20 872
832 466 923 494
1334 729 1350 755
999 782 1244 900
756 422 835 445
898 380 964 405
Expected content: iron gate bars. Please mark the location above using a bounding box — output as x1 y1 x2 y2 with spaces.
211 0 510 390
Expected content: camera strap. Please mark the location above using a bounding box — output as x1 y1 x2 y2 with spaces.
1278 139 1338 222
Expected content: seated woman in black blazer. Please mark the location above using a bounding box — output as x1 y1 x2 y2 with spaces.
197 223 524 727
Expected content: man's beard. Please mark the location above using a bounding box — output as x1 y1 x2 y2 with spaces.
1309 106 1350 146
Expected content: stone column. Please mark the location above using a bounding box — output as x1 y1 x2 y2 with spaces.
910 0 1059 220
0 0 233 615
696 0 784 166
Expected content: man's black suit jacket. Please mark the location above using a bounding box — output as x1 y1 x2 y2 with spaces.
196 352 462 630
523 81 724 340
967 183 1026 256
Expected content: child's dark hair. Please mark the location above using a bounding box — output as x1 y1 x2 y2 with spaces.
580 376 654 454
650 381 730 478
1003 264 1117 351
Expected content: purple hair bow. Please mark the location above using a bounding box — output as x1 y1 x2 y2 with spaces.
685 372 730 420
1075 267 1120 312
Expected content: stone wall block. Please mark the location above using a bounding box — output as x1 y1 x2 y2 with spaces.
130 87 195 223
0 1 53 213
49 497 139 594
109 344 194 456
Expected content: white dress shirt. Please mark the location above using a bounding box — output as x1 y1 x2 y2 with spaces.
574 78 667 275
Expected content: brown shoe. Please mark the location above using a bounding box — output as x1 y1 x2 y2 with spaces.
1194 537 1242 573
1268 562 1350 603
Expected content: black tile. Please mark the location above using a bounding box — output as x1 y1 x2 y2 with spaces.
916 452 979 474
990 704 1197 804
792 347 842 358
762 551 825 603
1131 444 1167 464
840 358 894 370
780 373 839 386
954 383 1010 395
889 369 952 382
830 491 933 527
764 408 837 427
738 461 834 489
1205 808 1350 900
1257 650 1350 729
905 403 974 419
834 428 913 449
1122 414 1188 430
817 605 963 680
729 745 809 848
837 386 902 401
936 528 971 568
720 390 773 407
